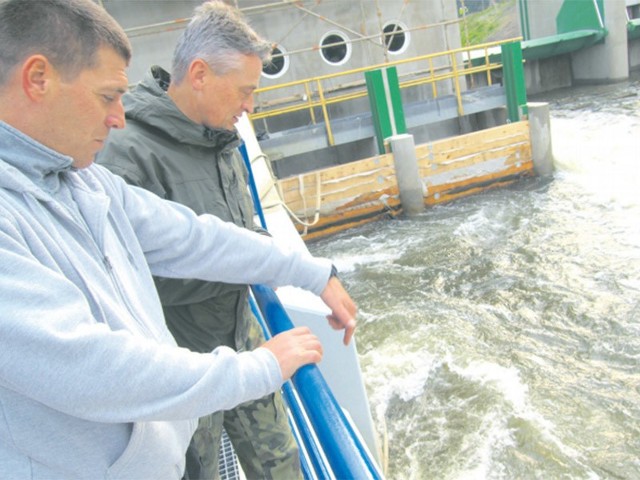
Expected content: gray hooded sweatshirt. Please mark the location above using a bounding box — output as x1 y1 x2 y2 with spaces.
0 121 330 479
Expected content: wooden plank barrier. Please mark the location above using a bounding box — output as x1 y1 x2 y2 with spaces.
276 121 534 241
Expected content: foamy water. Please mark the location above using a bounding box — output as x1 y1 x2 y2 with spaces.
309 74 640 479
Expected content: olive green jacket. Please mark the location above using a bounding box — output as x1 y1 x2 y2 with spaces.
98 66 259 352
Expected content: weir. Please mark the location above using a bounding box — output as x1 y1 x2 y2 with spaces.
244 0 639 240
102 0 638 200
251 37 543 240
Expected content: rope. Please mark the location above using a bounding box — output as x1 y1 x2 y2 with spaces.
275 172 322 237
251 151 322 236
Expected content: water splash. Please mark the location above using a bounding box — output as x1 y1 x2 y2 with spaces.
309 75 640 479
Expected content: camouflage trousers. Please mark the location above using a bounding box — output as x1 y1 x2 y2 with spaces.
183 317 302 480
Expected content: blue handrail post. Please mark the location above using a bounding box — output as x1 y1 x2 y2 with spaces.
238 143 268 230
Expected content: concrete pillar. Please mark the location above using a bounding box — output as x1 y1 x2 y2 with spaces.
572 0 629 82
527 102 554 177
388 134 425 215
630 38 640 71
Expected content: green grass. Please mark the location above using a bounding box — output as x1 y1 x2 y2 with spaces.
459 0 517 46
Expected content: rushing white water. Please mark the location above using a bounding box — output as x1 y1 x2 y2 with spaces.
309 74 640 479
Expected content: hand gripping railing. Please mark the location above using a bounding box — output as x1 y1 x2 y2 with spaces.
251 284 383 480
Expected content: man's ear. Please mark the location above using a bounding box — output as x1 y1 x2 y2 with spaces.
22 55 55 101
188 58 210 91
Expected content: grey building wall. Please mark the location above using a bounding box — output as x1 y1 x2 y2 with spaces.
571 0 630 83
102 1 461 93
521 0 562 38
102 0 201 83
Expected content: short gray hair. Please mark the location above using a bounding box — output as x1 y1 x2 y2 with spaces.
171 0 272 84
0 0 131 87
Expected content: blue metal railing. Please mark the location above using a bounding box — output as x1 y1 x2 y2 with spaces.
239 143 267 230
248 299 332 479
240 143 382 479
251 284 383 480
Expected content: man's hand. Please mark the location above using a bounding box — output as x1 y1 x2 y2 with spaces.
262 327 323 380
320 277 357 346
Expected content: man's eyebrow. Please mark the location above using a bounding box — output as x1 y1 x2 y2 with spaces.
107 86 128 94
100 86 128 95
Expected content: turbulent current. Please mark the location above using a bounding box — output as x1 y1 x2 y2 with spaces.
308 74 640 479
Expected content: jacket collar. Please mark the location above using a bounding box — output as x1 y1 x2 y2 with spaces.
0 121 73 195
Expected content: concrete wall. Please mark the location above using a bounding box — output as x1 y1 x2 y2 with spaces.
521 0 562 38
627 0 640 72
518 0 632 84
246 0 460 95
628 35 640 70
571 0 630 83
524 55 573 95
103 0 201 84
104 1 461 89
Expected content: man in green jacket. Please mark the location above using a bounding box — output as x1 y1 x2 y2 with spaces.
98 2 356 478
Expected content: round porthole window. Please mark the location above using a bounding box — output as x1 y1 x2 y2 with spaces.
319 30 351 66
382 21 410 55
262 45 289 79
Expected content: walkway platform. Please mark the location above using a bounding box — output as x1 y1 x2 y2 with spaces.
261 84 507 178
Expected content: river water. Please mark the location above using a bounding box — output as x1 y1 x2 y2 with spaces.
308 74 640 479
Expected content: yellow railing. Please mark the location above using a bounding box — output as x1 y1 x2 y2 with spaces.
250 38 521 146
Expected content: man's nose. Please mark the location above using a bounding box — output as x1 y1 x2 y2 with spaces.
106 103 126 129
242 95 255 114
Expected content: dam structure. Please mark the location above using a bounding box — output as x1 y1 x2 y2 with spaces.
102 0 639 240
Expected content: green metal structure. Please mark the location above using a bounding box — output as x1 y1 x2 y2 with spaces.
629 18 640 40
511 0 609 61
556 0 605 33
518 0 531 41
364 66 407 154
501 41 528 123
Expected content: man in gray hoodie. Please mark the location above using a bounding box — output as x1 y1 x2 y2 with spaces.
97 3 337 479
0 1 357 479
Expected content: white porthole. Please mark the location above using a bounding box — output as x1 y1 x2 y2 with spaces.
319 30 351 66
382 20 410 55
262 44 289 79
